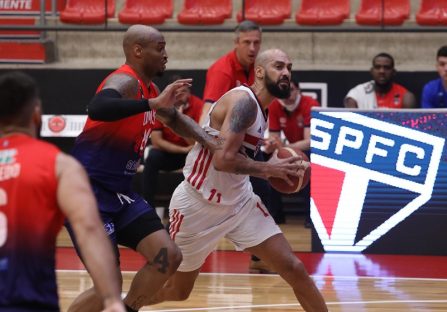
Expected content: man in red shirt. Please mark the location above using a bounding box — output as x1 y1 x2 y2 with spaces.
265 80 320 227
200 20 262 123
344 53 416 109
143 75 204 208
0 71 125 312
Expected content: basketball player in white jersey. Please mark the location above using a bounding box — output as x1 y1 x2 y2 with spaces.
148 49 328 311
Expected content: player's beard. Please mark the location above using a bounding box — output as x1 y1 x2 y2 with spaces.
265 74 290 99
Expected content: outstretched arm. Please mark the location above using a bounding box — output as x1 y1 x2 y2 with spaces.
212 92 302 183
56 153 125 312
87 74 192 122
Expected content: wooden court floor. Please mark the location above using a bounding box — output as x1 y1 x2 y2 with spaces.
56 215 447 311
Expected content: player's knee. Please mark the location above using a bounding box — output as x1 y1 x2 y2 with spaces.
278 257 307 280
162 243 182 275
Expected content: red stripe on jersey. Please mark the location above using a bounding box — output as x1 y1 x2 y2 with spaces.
256 202 269 217
169 209 184 241
196 152 213 189
187 147 205 183
244 133 261 146
191 148 210 187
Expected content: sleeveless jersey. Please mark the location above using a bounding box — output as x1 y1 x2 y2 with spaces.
184 85 267 207
0 134 63 311
72 64 158 192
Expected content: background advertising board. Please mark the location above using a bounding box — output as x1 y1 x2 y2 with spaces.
310 108 447 255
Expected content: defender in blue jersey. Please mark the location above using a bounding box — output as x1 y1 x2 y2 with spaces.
421 45 447 108
67 25 218 312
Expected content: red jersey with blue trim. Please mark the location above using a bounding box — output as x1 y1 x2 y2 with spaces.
0 134 63 311
72 64 158 192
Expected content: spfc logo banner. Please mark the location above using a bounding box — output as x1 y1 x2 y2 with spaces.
310 109 447 254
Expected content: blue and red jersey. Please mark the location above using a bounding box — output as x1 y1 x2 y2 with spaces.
72 64 158 192
0 134 63 311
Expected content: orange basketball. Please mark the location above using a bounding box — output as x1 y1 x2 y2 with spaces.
268 147 310 194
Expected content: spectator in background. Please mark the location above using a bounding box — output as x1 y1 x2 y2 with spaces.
143 74 204 208
421 45 447 108
0 71 125 312
344 52 416 109
265 80 320 228
200 20 276 273
200 20 261 123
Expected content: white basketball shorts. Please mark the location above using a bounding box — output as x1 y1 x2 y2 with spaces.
169 181 282 272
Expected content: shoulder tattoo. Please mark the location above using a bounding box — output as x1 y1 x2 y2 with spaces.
105 74 139 99
229 95 257 133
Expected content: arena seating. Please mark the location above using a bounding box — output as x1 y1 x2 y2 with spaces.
416 0 447 26
295 0 350 25
60 0 115 24
355 0 410 26
118 0 172 25
177 0 232 25
236 0 291 25
0 41 51 63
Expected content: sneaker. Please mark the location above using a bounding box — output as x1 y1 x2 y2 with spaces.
249 259 276 274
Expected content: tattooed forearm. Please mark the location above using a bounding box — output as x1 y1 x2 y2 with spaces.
229 96 257 133
161 108 216 149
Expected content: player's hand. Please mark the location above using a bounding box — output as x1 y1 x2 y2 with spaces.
263 137 282 154
150 79 193 110
266 150 305 185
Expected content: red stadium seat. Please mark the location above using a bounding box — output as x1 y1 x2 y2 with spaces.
416 0 447 26
60 0 115 24
177 0 232 25
0 41 48 63
237 0 291 25
0 18 40 37
356 0 410 26
119 0 172 25
296 0 350 25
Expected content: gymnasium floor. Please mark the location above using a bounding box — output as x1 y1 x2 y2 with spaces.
56 216 447 311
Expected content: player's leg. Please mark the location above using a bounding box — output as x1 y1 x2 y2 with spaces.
116 197 182 310
228 196 327 312
246 234 327 312
65 214 122 312
147 182 233 305
146 269 201 304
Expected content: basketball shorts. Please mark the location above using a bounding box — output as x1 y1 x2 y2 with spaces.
169 181 282 272
66 181 164 262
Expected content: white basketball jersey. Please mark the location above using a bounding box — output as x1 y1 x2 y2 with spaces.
183 85 267 207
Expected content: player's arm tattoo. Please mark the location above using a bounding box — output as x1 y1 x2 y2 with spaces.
104 74 139 99
229 96 257 133
160 108 220 151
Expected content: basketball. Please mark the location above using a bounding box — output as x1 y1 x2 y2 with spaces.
268 147 310 194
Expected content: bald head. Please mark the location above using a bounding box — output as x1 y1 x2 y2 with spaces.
123 25 163 59
255 49 289 69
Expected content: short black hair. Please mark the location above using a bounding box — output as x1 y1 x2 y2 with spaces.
372 52 395 68
235 20 261 35
0 71 38 125
437 45 447 58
